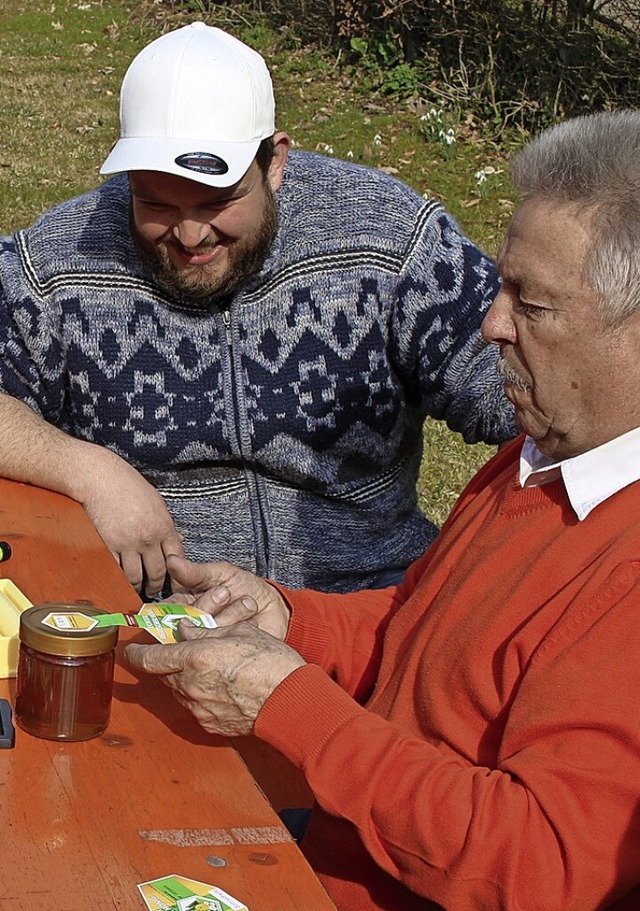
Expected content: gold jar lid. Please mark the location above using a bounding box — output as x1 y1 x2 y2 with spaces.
19 604 119 657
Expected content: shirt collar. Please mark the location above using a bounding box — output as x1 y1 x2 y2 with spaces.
519 427 640 520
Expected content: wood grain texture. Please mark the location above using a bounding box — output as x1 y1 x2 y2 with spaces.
0 479 334 911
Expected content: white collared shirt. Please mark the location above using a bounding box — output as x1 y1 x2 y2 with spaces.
519 427 640 520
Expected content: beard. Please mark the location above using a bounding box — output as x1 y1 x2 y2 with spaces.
133 184 278 310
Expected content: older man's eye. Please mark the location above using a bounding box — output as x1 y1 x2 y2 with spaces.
517 301 547 319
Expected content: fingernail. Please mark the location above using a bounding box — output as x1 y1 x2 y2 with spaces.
211 586 230 604
175 619 196 642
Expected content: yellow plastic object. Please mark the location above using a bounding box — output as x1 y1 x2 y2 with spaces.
0 579 33 677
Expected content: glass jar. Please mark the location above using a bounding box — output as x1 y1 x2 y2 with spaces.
14 604 118 742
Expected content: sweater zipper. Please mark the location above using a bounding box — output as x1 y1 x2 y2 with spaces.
221 308 271 575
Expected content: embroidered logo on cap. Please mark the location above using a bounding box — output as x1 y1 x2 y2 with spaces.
175 152 229 175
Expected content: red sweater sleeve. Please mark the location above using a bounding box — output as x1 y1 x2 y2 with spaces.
272 578 406 703
256 564 640 910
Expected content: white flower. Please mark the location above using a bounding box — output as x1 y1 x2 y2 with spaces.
373 133 383 146
420 109 442 125
475 165 497 184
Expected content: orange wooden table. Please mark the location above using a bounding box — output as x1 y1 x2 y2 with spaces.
0 478 334 911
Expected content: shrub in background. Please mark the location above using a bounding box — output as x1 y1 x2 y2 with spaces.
169 0 640 133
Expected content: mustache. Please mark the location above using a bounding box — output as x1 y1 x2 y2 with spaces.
168 236 218 255
497 356 532 392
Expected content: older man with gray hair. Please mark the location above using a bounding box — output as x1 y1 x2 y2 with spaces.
127 110 640 911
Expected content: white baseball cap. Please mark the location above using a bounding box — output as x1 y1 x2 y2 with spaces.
100 22 275 187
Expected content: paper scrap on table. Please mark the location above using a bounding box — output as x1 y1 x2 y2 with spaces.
137 874 248 911
96 603 217 644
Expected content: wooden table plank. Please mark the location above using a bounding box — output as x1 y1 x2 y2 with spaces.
0 479 334 911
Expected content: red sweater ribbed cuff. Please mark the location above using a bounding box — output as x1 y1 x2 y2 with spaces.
269 583 332 666
255 663 367 768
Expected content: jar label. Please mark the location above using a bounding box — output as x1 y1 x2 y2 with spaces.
95 603 217 644
41 611 99 632
138 875 248 911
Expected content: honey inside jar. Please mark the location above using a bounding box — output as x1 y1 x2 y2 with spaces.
14 604 118 742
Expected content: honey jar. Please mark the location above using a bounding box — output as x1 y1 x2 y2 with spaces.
14 604 118 742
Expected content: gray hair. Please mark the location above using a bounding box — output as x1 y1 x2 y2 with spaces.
511 110 640 326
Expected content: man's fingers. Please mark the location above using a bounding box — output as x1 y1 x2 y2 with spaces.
166 555 239 609
162 532 187 561
125 641 186 675
165 554 215 589
209 596 259 626
176 619 224 641
127 626 230 673
141 550 171 599
117 536 187 600
119 551 144 593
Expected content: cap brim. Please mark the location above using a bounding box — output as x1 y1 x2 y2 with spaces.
100 136 261 187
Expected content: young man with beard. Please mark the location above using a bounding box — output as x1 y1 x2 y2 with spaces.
0 22 513 597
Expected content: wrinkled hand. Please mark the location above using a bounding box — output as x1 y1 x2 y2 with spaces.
80 450 185 597
165 555 291 641
125 621 305 736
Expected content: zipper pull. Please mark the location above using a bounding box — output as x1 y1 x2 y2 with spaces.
221 308 232 346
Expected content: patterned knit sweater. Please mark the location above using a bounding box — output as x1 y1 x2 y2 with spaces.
0 151 513 591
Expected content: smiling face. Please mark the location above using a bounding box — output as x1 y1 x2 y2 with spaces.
129 134 289 306
482 196 640 459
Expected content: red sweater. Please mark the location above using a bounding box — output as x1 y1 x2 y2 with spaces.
255 440 640 911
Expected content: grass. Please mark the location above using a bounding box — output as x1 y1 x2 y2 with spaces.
0 0 138 226
0 0 514 527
